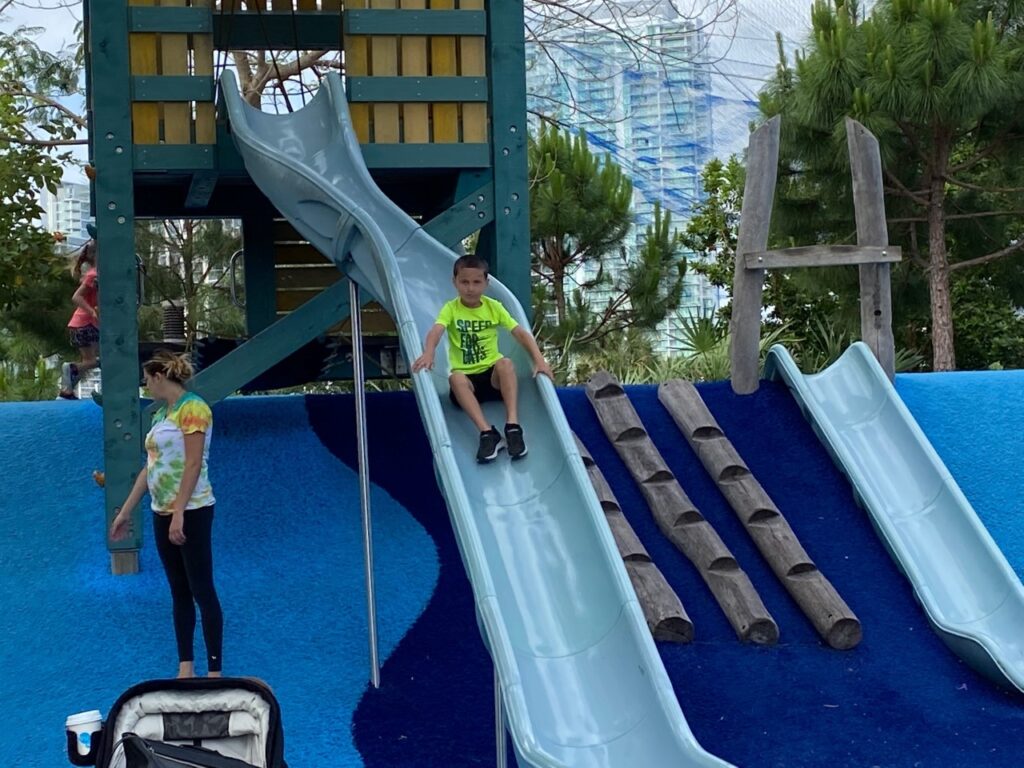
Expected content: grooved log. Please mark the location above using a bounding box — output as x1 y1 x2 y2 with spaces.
585 372 778 644
659 378 862 650
574 433 692 642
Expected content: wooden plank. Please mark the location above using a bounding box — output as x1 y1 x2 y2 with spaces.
275 265 343 289
458 0 486 143
323 0 342 9
345 0 371 142
274 243 331 265
744 245 901 270
729 116 779 395
429 0 458 142
337 305 398 334
272 219 305 242
847 117 896 381
297 0 318 9
271 0 291 10
400 0 430 143
574 432 693 643
160 0 192 145
276 289 320 313
130 0 161 145
659 379 862 650
370 0 400 143
191 0 216 143
585 371 779 644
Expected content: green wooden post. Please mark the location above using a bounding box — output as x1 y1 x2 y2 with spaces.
242 213 279 335
89 0 143 574
482 0 530 317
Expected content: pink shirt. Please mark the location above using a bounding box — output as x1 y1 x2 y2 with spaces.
68 268 99 329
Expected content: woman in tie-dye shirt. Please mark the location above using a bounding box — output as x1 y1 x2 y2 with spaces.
110 350 223 679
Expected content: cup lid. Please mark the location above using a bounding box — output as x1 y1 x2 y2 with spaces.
66 710 102 727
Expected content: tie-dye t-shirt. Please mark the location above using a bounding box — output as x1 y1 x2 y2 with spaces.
145 392 215 514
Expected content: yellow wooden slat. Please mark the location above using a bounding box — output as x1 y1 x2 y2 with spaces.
296 0 318 9
271 0 291 9
191 0 216 144
276 290 320 313
400 0 429 143
322 0 342 8
459 0 486 143
344 0 370 142
370 0 399 143
429 0 458 142
160 0 192 144
130 0 160 145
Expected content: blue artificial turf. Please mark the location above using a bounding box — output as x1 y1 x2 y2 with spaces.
0 396 437 768
897 370 1024 581
334 380 1024 768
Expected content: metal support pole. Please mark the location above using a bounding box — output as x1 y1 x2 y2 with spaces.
351 279 380 688
495 665 507 768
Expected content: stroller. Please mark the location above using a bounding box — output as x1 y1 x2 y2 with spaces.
67 678 286 768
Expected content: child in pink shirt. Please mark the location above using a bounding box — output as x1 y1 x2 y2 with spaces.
60 238 100 399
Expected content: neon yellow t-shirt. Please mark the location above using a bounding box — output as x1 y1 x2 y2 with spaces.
436 296 519 374
145 392 215 514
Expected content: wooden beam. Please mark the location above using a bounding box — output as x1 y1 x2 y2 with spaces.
730 116 780 395
743 245 901 270
847 118 896 380
574 433 693 643
659 379 862 650
191 280 350 404
585 371 778 645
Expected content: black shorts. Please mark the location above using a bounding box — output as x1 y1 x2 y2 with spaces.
449 365 503 408
69 325 100 349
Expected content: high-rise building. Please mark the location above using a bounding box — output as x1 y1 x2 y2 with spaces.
41 181 92 247
526 4 722 353
526 0 815 353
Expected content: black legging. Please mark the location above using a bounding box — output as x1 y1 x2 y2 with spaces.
153 506 223 672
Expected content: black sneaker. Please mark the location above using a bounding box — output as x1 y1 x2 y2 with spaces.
505 423 527 460
476 427 503 463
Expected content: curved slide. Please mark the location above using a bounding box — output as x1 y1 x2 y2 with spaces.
766 342 1024 693
220 71 730 768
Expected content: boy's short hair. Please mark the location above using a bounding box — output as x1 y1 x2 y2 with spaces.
452 253 490 278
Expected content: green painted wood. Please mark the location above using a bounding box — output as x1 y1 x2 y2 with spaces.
213 13 343 49
89 0 144 564
184 171 219 209
345 76 487 103
133 140 488 172
359 143 489 168
424 180 494 248
128 6 210 33
134 144 215 170
241 214 278 335
482 0 530 316
344 9 485 35
131 75 214 102
189 279 350 404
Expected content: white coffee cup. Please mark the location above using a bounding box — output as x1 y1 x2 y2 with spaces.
66 710 102 756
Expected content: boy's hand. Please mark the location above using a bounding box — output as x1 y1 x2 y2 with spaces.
412 352 435 372
533 358 554 380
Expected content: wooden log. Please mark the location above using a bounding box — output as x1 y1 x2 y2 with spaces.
586 371 778 644
847 117 896 380
574 432 693 643
743 245 901 270
658 378 862 650
729 116 780 395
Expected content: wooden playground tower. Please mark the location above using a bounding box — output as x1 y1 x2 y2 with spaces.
86 0 530 573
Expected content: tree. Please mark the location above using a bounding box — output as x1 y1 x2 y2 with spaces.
135 220 244 346
760 0 1024 370
530 125 686 346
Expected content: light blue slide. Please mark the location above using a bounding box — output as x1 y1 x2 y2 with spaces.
766 342 1024 693
220 71 731 767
